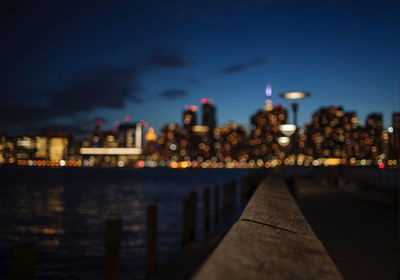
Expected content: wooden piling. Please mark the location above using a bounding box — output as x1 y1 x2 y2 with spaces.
215 186 220 225
203 188 210 234
222 183 229 217
182 197 191 247
105 219 121 280
230 181 236 210
146 205 157 274
11 242 36 280
189 191 197 242
240 177 247 205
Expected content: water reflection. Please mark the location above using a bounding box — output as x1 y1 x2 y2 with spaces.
0 168 246 279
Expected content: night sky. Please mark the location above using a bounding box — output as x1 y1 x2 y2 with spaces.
1 0 399 138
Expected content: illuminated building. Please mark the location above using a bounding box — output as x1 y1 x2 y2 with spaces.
118 123 135 147
35 136 48 159
145 127 157 142
214 122 248 162
249 104 287 160
157 124 185 161
91 119 104 148
304 107 386 163
183 105 197 131
389 113 400 161
83 120 143 166
201 99 216 129
199 99 217 159
264 82 273 111
102 133 118 148
49 137 68 161
16 136 36 159
116 122 143 148
342 112 360 160
143 127 158 156
305 106 349 159
190 125 212 160
0 132 15 164
363 113 383 161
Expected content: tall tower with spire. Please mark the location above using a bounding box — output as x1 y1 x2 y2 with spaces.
249 81 287 160
264 82 273 111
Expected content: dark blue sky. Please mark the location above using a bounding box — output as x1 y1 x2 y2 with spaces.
1 0 399 137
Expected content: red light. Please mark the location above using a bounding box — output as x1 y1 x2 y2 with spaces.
201 98 207 104
138 160 145 168
94 119 102 126
125 116 131 122
378 163 385 169
115 121 121 127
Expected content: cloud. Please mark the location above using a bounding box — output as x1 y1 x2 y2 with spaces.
0 46 191 135
0 65 141 133
188 78 200 85
144 48 188 68
0 105 52 124
158 88 189 100
220 58 268 73
50 65 142 115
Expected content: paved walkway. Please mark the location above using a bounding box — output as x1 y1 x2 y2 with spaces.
296 179 398 280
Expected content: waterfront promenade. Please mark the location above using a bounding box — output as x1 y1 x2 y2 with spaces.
167 172 398 280
297 178 397 280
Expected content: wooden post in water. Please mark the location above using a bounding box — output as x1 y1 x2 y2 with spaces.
222 183 228 217
146 205 157 274
203 188 210 234
240 177 247 205
231 181 236 210
189 191 197 242
214 186 220 226
105 219 121 280
182 197 191 247
11 242 36 280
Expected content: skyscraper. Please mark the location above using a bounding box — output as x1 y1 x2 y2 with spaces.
305 106 347 159
364 113 383 160
249 104 287 160
183 105 197 132
201 98 216 129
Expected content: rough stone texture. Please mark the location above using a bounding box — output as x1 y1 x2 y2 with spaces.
192 176 343 280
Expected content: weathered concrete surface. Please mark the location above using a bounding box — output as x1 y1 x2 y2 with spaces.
240 176 312 235
297 179 397 280
193 177 343 280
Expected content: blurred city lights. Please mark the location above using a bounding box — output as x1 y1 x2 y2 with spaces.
279 124 296 136
279 91 310 100
277 136 290 147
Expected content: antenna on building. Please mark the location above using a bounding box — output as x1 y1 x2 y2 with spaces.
265 81 273 111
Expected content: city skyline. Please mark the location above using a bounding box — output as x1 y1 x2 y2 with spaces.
1 0 399 136
0 97 398 139
2 98 399 168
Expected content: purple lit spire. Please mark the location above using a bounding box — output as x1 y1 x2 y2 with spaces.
266 82 272 97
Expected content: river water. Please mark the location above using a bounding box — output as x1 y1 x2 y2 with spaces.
0 167 247 279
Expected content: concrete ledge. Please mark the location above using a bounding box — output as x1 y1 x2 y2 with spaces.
192 176 343 280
